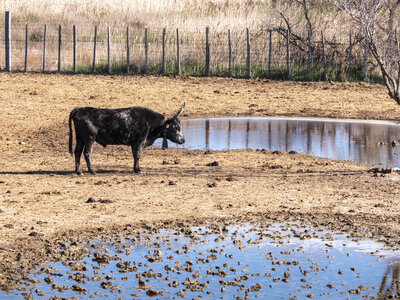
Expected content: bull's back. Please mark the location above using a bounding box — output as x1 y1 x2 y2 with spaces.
70 106 165 146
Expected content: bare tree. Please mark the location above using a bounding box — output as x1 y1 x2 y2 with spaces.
336 0 400 104
296 0 313 35
274 0 311 54
273 0 340 63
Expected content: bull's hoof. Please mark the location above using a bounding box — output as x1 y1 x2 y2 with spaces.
134 169 142 174
90 171 97 175
76 171 83 175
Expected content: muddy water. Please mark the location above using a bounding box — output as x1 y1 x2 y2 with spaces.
3 223 400 299
166 117 400 167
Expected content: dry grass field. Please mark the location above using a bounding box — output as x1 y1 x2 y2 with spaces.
2 0 362 78
1 73 400 289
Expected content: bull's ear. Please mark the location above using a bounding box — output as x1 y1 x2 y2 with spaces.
173 102 185 118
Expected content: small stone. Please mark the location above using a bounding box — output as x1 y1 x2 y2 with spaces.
29 231 44 237
206 161 219 167
100 281 113 289
86 197 96 203
44 277 53 284
92 276 103 281
251 283 262 292
146 289 159 296
69 262 87 271
349 289 360 294
72 284 86 293
98 199 113 204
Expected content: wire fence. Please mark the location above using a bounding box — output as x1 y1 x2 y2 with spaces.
0 12 379 82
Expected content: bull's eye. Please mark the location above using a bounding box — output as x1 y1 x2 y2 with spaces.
166 124 170 129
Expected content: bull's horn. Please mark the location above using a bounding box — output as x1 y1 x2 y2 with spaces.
173 102 185 118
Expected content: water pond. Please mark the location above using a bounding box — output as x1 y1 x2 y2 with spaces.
3 223 400 299
163 117 400 168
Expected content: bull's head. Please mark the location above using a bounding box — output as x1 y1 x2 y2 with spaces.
162 103 185 149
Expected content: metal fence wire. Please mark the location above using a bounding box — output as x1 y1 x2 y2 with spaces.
0 18 377 81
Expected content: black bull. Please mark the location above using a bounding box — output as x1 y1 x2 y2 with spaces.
68 104 185 175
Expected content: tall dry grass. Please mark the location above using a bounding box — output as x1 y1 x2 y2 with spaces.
2 0 276 30
0 0 375 80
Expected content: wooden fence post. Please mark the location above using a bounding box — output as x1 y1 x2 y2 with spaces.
24 24 28 72
286 29 291 80
176 28 180 75
363 40 368 82
145 27 149 74
162 28 166 74
5 11 11 72
92 26 97 73
73 25 76 73
107 26 111 74
307 29 311 81
43 24 47 72
205 27 210 76
126 26 130 74
246 28 251 78
268 29 272 77
228 29 232 77
389 32 393 75
321 30 327 81
348 31 352 81
58 25 62 72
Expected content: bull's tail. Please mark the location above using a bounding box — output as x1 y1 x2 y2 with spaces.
68 109 75 155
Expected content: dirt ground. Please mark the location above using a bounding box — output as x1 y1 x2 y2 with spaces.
1 73 400 290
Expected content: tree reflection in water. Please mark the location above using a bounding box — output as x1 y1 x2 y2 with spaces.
379 259 400 299
173 118 400 168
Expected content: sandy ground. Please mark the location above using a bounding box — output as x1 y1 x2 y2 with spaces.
1 73 400 290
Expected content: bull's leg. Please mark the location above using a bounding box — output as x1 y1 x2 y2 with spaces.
83 140 96 174
131 144 142 173
74 139 84 175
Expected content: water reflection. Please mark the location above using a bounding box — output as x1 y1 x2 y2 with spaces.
172 117 400 167
3 223 400 299
379 259 400 299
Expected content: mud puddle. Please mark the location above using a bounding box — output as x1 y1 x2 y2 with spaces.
2 223 400 299
164 117 400 167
